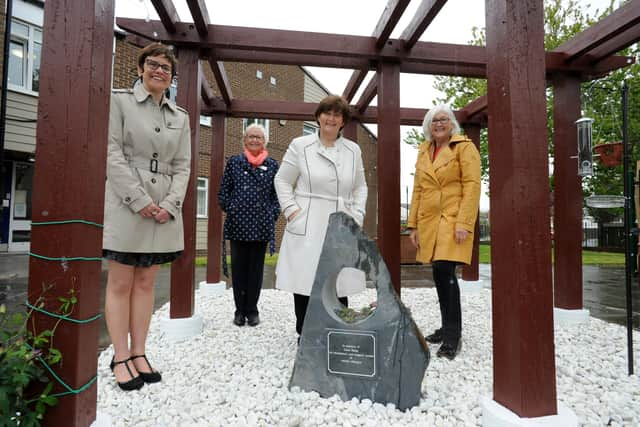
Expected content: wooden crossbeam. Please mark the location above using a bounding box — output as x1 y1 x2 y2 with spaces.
200 63 215 106
117 18 631 78
373 0 412 49
355 75 378 113
342 0 410 103
149 0 179 33
186 0 210 37
342 70 368 102
400 0 448 49
586 28 640 63
460 94 487 122
553 0 640 61
199 97 472 126
208 58 233 106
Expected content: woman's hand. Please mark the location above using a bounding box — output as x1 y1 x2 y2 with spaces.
139 202 160 219
154 208 171 224
409 229 420 249
454 227 470 244
287 209 301 222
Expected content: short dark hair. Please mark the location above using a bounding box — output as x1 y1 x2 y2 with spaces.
137 43 178 78
315 95 352 128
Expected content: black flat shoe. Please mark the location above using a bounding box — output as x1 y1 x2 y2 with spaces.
425 329 443 344
110 357 144 391
233 313 246 326
247 313 260 327
130 354 162 383
436 341 462 360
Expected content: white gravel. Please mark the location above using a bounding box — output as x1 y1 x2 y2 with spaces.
96 287 640 426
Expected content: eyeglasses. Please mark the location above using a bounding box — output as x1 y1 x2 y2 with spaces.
432 117 450 125
145 59 172 75
246 134 264 140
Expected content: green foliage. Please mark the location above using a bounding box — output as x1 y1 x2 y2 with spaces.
478 244 625 265
427 0 638 226
0 288 75 426
336 305 376 323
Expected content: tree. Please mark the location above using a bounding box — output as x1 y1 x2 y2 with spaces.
411 0 638 227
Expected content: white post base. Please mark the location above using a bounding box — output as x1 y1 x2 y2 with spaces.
553 307 590 327
481 396 577 427
91 412 112 427
199 280 226 297
459 279 485 294
159 312 203 342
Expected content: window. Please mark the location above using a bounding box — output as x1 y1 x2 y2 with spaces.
243 118 270 137
303 123 318 135
8 19 42 93
200 115 211 127
197 178 208 218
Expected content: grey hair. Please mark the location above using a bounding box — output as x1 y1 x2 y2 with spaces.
244 123 269 146
422 104 461 143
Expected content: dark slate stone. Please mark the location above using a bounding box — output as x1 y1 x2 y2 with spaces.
290 212 430 411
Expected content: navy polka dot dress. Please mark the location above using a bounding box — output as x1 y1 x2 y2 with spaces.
217 154 280 273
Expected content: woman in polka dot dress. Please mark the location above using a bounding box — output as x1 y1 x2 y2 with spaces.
218 124 280 327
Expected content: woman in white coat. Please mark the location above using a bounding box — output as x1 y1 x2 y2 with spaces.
274 95 367 340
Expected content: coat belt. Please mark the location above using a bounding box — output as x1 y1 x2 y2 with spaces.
294 190 362 216
128 158 173 175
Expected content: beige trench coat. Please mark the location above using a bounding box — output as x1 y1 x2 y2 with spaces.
274 133 368 296
407 134 480 264
102 84 191 253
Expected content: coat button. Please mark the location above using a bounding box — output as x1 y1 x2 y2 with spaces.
152 153 158 158
155 127 160 132
151 178 157 184
176 201 181 206
124 197 131 202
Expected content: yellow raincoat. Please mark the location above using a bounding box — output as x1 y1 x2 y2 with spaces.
407 134 481 264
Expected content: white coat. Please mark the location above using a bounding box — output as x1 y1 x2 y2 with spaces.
274 133 368 297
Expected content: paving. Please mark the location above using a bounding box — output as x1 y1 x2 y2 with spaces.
0 253 638 350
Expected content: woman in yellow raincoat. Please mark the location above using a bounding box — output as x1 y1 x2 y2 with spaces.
407 104 480 360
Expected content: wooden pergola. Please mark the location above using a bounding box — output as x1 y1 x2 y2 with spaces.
26 0 640 425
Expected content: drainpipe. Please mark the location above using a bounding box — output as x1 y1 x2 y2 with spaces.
0 0 13 168
0 0 12 246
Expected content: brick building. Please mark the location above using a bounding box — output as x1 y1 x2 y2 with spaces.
0 0 378 253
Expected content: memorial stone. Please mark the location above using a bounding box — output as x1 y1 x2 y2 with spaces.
290 212 430 410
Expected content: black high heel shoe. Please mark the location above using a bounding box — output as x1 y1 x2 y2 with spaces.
110 357 144 391
130 354 162 383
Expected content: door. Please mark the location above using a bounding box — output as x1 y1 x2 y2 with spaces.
8 161 33 252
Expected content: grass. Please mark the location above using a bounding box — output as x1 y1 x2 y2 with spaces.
478 244 625 265
194 253 279 267
192 246 623 267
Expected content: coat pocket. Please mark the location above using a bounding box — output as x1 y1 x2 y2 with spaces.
285 207 306 235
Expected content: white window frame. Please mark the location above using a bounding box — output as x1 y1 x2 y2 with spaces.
200 115 211 127
8 18 42 95
196 177 208 218
243 118 270 137
303 123 318 135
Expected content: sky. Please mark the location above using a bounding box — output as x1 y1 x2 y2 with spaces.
115 0 618 212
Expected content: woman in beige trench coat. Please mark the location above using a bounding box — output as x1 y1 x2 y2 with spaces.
102 43 191 390
407 104 480 360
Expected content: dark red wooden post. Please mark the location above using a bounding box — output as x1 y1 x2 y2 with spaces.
343 120 358 142
486 0 557 417
206 113 225 283
27 0 114 425
552 75 583 309
170 48 200 318
462 124 481 281
377 62 401 294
